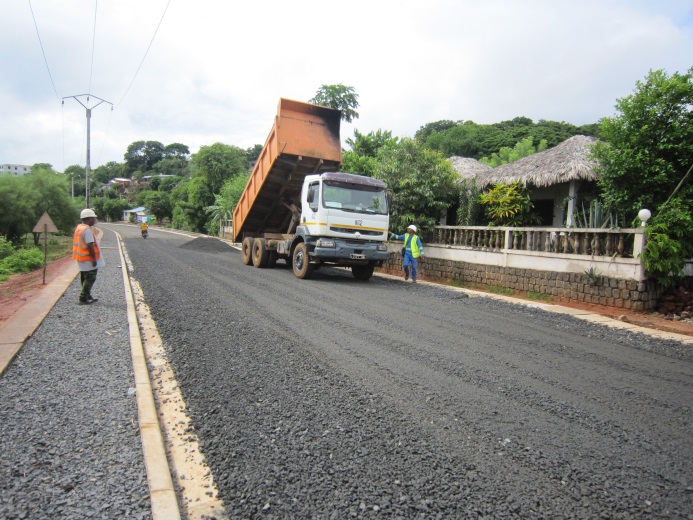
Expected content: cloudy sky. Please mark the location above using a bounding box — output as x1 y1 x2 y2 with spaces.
2 0 692 172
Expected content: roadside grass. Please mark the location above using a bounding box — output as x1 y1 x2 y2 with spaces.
0 235 73 282
527 291 553 302
487 285 514 296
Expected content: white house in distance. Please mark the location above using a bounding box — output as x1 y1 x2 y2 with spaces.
121 206 151 223
0 164 31 176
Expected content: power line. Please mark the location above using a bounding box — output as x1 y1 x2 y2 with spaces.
88 0 98 95
116 0 171 108
28 0 60 102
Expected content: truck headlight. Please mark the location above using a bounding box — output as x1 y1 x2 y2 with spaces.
317 239 336 248
377 243 388 251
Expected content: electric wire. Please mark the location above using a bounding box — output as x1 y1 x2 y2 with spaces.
88 0 98 95
115 0 171 108
28 0 60 102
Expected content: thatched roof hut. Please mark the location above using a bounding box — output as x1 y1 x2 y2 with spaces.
448 157 494 185
483 135 598 187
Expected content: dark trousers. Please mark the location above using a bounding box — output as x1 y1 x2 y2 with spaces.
79 269 98 302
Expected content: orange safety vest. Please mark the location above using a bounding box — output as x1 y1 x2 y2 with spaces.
72 223 101 263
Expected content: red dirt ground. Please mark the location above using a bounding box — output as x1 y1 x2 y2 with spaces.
0 255 75 326
1 258 692 338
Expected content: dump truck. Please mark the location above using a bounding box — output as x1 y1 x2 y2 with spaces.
232 98 390 280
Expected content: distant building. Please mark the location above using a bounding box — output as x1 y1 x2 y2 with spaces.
121 206 151 223
0 164 31 176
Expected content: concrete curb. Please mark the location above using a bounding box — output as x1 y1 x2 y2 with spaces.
114 232 181 520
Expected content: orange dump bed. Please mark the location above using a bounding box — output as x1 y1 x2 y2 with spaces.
232 99 342 242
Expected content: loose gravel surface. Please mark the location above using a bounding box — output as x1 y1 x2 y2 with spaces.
0 228 151 519
122 230 692 519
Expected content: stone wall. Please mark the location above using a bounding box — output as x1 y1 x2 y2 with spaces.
379 253 662 311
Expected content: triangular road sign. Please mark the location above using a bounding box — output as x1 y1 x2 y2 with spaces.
32 212 60 233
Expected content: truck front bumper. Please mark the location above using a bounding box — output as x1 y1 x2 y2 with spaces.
313 239 390 262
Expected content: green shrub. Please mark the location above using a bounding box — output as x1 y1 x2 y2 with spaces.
0 247 44 275
0 236 14 260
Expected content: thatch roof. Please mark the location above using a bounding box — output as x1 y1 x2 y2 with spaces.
448 157 494 185
483 135 599 188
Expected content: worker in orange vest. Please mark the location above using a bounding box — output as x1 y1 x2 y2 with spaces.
72 209 105 305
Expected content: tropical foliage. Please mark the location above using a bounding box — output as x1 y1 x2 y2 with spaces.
374 138 457 232
479 182 540 227
592 67 693 286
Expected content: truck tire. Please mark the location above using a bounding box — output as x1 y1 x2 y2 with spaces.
241 237 254 265
252 238 269 268
352 264 375 281
292 243 313 279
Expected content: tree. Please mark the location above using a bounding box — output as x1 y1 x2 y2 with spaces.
414 120 458 142
31 163 54 172
91 161 126 185
25 168 79 244
191 143 247 195
309 84 359 123
205 173 249 235
154 143 191 177
0 169 78 243
0 176 34 243
342 129 398 177
245 144 263 168
124 140 165 175
374 138 457 232
593 67 693 287
170 177 214 232
64 164 86 197
158 176 182 193
140 191 172 223
480 136 548 167
163 143 190 158
102 198 131 222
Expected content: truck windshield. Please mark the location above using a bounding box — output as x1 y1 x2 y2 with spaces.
322 181 388 215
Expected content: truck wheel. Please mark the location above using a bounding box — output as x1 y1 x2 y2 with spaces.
252 238 269 268
352 264 375 281
292 243 313 279
241 237 254 265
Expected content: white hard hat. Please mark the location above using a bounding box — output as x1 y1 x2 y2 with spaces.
407 224 417 232
80 208 97 219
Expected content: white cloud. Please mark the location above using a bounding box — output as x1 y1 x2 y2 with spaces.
1 0 691 171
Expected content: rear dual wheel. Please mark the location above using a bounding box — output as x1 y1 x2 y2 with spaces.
252 238 269 268
241 237 254 265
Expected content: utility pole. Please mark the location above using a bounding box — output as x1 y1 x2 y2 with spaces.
62 94 112 208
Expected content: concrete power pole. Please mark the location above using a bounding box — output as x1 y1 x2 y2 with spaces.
62 94 112 208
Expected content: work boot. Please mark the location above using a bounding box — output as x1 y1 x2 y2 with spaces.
405 273 409 281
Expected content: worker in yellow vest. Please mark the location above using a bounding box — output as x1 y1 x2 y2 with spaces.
72 208 105 305
389 224 425 283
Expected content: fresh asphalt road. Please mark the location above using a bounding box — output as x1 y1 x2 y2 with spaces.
115 224 692 519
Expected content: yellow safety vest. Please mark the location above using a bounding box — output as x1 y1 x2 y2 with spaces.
404 234 422 258
72 223 101 263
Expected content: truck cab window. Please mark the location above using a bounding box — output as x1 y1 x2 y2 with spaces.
307 183 319 212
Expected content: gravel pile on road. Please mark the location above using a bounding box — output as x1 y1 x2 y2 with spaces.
0 229 151 520
126 236 692 519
